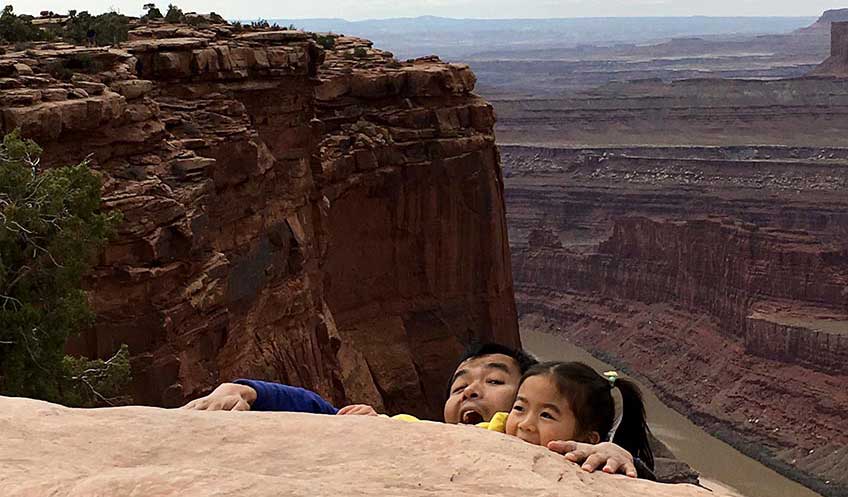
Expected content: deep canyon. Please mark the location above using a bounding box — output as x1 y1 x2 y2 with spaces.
503 14 848 497
2 9 847 497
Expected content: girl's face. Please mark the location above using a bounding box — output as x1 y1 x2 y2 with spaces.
505 374 581 447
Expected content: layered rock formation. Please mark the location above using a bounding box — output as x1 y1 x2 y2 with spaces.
811 21 848 76
0 395 738 497
504 144 848 497
0 22 517 418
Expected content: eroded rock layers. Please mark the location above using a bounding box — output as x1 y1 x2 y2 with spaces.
504 145 848 497
0 24 517 419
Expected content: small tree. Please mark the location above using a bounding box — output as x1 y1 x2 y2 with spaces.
142 3 163 20
0 5 43 43
63 11 129 46
0 130 127 406
164 4 184 23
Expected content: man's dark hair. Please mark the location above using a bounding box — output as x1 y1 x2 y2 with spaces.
444 342 539 398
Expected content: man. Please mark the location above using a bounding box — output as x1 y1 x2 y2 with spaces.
184 343 643 478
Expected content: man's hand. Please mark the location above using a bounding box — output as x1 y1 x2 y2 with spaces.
181 383 257 411
336 404 379 416
547 441 637 478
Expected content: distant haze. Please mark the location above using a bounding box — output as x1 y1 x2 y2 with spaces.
6 0 848 19
264 16 818 59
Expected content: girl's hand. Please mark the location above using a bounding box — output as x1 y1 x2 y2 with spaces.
547 440 637 478
337 404 379 416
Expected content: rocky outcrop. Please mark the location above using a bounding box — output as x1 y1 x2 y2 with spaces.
810 22 848 76
0 23 517 418
0 395 738 497
503 145 848 497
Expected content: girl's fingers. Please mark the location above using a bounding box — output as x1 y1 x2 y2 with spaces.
338 404 377 415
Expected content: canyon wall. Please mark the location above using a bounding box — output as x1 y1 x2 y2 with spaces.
502 25 848 495
0 23 518 419
504 144 848 497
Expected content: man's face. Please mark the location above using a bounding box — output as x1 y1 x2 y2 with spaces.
443 353 522 424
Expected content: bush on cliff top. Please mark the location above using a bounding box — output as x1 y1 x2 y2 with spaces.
164 4 184 23
64 11 130 46
142 3 163 20
0 5 43 43
0 130 128 407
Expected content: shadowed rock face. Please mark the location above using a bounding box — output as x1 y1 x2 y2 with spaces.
0 24 518 418
0 395 739 497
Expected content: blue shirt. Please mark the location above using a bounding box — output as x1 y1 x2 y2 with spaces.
234 379 338 414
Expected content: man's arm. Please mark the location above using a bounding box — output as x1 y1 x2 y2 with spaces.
182 380 338 414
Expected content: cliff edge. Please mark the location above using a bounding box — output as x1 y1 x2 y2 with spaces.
0 395 738 497
0 21 518 417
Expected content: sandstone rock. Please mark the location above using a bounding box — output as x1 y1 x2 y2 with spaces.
153 51 193 79
13 62 33 76
0 396 736 497
236 30 309 43
1 23 517 423
110 79 155 99
74 81 106 95
126 37 209 53
810 22 848 76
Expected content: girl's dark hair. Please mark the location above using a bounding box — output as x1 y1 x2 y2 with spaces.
522 361 654 470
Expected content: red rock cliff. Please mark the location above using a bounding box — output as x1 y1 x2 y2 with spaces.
0 24 518 418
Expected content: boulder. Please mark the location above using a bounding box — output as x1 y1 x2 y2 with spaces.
0 396 737 497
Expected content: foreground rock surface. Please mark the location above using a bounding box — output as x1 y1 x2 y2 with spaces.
0 396 736 497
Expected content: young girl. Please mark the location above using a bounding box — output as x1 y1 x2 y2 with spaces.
504 361 655 472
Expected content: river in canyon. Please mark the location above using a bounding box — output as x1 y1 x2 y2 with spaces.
521 328 824 497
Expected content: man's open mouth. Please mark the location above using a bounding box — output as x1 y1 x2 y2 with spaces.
461 409 484 424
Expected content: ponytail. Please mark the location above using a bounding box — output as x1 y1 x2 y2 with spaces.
523 362 654 471
611 378 654 471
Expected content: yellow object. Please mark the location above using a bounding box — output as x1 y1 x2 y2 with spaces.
476 411 509 432
390 413 423 422
384 411 509 433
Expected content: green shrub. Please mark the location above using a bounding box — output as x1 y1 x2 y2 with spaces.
46 54 104 81
142 3 163 20
164 4 184 23
64 11 129 46
353 47 367 59
0 5 43 43
315 34 336 50
0 130 127 406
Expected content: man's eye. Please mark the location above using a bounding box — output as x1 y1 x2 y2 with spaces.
452 385 467 394
487 379 504 385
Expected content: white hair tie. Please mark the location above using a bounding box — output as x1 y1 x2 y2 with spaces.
604 371 623 441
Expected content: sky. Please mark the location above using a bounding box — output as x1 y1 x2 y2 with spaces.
8 0 847 20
